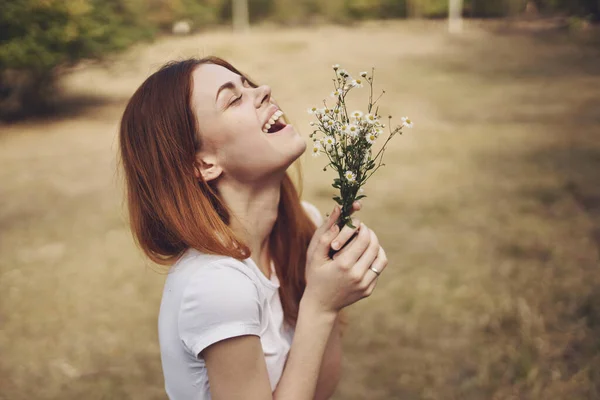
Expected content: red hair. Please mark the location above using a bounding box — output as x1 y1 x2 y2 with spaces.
118 57 317 327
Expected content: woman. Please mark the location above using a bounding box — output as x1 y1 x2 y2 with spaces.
118 57 388 400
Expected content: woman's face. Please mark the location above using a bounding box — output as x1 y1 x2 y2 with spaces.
190 63 306 183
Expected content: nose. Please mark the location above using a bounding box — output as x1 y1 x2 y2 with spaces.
255 84 271 108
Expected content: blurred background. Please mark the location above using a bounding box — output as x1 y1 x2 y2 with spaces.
1 0 600 399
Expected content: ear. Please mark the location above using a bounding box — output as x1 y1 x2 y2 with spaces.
193 153 223 182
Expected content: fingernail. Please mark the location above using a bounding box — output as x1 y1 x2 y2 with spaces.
330 225 339 233
331 241 339 250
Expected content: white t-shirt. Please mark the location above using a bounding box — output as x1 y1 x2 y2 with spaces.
158 201 323 400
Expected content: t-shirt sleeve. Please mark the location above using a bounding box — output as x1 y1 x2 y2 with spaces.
301 200 324 227
177 260 262 359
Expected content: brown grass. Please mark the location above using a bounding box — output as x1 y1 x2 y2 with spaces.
1 19 599 400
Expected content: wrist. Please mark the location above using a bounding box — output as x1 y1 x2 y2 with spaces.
299 294 338 323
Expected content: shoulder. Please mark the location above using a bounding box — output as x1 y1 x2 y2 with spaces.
177 256 264 356
172 252 263 315
301 200 324 226
174 250 257 283
180 254 261 299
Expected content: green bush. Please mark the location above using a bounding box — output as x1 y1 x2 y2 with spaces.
0 0 154 120
540 0 599 19
464 0 513 17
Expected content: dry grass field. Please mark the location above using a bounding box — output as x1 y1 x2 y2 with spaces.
1 19 599 400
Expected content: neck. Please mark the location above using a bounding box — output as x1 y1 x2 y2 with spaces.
217 176 282 278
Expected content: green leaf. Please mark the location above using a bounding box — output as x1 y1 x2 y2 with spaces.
332 196 344 205
345 220 356 229
355 194 367 200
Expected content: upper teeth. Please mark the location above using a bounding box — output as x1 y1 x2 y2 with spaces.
263 110 284 133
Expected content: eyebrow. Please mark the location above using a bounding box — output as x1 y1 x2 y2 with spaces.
215 75 246 104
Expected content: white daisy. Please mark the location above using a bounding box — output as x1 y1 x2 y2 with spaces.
332 64 340 70
311 143 322 157
401 117 413 128
345 124 359 137
360 71 368 78
351 78 364 88
374 127 384 136
307 106 319 114
366 133 377 144
364 113 377 125
337 69 348 78
344 170 356 182
351 110 363 120
324 119 335 129
330 89 343 98
323 136 336 147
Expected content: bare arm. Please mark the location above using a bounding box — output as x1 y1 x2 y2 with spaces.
314 314 343 400
202 297 337 400
273 297 337 400
202 335 272 399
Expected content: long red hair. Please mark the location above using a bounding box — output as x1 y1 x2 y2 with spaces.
118 57 316 327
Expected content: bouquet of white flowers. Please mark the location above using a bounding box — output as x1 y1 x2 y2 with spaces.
308 64 413 230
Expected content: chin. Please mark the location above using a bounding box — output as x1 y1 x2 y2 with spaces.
275 132 307 174
289 131 307 161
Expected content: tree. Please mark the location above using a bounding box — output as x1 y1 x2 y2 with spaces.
0 0 153 120
449 0 464 33
232 0 249 33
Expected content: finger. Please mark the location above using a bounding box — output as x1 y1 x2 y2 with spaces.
358 245 387 289
334 222 371 265
331 217 361 251
362 273 378 298
308 205 340 258
314 223 340 261
348 201 362 216
353 230 381 276
321 205 341 232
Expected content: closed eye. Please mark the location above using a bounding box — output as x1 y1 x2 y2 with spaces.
227 76 252 107
230 95 242 106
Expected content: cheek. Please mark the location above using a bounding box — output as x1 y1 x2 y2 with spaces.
214 120 266 162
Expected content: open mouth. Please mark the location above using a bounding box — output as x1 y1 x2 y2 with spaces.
262 110 287 134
